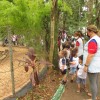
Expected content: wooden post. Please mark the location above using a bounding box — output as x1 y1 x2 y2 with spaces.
8 26 15 96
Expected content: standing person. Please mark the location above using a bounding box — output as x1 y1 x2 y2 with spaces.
69 48 79 83
58 36 61 51
60 36 66 50
74 31 83 57
12 34 17 45
63 45 71 69
76 55 88 93
83 25 100 100
62 30 67 40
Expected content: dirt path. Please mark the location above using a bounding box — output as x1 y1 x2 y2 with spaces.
61 74 100 100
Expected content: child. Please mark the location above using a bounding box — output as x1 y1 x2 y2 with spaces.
63 45 70 69
76 55 88 93
58 50 68 85
69 48 79 83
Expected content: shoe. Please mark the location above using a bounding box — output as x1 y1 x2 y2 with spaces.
76 90 80 93
61 80 66 85
84 88 88 93
70 80 73 83
87 93 92 97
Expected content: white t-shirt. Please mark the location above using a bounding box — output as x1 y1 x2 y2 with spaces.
59 57 67 70
12 35 16 41
76 38 83 56
61 39 66 44
77 64 87 79
70 57 79 68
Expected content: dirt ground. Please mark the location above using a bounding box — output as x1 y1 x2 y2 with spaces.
18 68 63 100
18 69 100 100
61 74 100 100
0 46 44 100
0 46 100 100
61 74 91 100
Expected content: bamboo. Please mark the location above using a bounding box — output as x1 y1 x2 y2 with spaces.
8 27 15 96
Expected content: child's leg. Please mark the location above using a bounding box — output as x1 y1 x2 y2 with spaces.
77 83 81 93
71 73 76 82
61 70 68 85
70 74 74 83
70 68 77 82
84 84 88 93
63 74 67 82
71 74 74 80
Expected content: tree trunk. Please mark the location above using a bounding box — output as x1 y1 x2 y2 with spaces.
95 0 100 28
49 0 58 63
52 10 59 69
88 0 93 25
87 0 93 25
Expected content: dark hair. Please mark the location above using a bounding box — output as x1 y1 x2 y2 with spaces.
77 31 84 37
71 48 78 57
79 55 83 61
70 44 75 48
65 45 70 49
75 31 82 37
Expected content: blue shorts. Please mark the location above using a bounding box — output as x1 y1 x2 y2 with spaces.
69 67 77 74
76 77 86 85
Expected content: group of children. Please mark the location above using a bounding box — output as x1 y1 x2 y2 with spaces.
58 44 88 93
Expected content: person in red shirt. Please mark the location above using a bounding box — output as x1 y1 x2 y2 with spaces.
84 25 100 100
74 31 83 57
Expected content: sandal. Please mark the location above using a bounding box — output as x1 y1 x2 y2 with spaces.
87 92 92 97
84 89 88 93
96 97 100 100
84 97 100 100
77 90 80 93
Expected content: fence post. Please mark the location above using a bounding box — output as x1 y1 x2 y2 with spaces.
8 26 15 96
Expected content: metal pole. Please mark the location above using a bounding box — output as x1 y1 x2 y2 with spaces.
8 26 15 96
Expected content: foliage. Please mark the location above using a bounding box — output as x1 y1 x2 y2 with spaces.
0 0 99 58
58 0 72 15
0 0 52 56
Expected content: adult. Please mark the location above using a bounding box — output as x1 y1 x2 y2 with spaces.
74 31 83 57
62 30 67 40
83 25 100 100
60 36 66 50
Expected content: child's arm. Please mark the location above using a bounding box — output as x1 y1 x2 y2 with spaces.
70 61 76 65
69 57 76 65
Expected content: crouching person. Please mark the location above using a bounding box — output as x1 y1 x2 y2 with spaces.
58 50 68 85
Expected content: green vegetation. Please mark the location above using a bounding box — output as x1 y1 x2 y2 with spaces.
0 0 99 62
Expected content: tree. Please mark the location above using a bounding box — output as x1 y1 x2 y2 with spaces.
49 0 58 63
95 0 100 28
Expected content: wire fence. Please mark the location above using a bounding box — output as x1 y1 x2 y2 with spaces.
0 48 32 99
